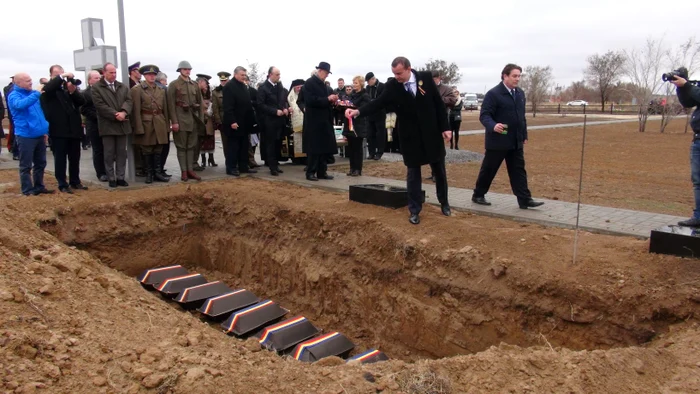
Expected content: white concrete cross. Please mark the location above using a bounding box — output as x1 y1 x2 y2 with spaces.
73 18 118 79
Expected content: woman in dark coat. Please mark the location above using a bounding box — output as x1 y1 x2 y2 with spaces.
342 75 370 176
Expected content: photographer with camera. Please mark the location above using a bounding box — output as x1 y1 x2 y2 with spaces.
41 65 88 193
668 67 700 227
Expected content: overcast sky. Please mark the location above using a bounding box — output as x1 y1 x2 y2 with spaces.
1 0 699 94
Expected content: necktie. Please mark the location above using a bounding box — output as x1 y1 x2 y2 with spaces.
405 82 415 97
510 89 515 97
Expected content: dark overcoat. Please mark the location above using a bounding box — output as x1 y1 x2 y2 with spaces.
301 75 336 155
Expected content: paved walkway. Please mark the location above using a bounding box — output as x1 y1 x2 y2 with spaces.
0 134 683 239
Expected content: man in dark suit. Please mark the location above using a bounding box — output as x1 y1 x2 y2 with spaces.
347 57 452 225
303 62 338 181
222 66 258 177
365 71 386 160
471 63 544 209
257 66 289 175
41 65 87 193
81 70 108 182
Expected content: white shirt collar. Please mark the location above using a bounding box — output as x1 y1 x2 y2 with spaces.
407 71 416 85
268 79 276 87
503 82 514 93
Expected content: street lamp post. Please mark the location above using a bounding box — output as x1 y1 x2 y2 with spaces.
117 0 135 183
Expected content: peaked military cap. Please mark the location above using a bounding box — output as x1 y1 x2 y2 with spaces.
128 62 141 72
196 74 212 81
139 64 159 75
217 71 231 81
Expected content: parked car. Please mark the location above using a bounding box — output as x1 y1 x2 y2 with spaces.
463 93 479 110
567 100 588 106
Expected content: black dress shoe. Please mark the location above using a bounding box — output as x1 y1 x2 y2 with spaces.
275 167 284 174
33 188 55 195
71 184 88 190
678 218 700 227
59 186 73 194
109 180 117 188
409 214 420 225
116 180 129 187
441 204 451 216
519 200 545 209
472 196 491 206
228 170 240 177
318 174 334 180
306 175 318 181
270 170 279 176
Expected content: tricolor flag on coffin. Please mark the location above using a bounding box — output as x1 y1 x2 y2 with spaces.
291 332 355 362
156 273 208 297
346 349 389 364
258 316 321 353
221 300 288 336
174 281 232 309
198 289 260 319
137 265 190 289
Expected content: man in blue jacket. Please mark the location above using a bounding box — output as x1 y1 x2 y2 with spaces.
6 73 53 196
471 63 543 209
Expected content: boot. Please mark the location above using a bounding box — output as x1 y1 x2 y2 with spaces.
201 154 207 167
153 155 169 182
144 154 154 184
208 153 218 167
187 170 201 181
181 171 188 181
154 152 172 178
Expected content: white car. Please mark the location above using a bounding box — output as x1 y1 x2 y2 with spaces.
567 100 588 106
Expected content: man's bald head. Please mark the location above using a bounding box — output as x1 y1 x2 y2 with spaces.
88 70 101 86
103 63 117 83
13 73 32 90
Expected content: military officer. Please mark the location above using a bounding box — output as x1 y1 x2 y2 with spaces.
130 64 170 184
195 73 214 170
212 71 230 162
167 60 204 181
128 61 145 177
129 62 141 88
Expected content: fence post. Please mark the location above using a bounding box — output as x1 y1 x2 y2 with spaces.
557 104 561 114
583 104 586 115
610 103 613 114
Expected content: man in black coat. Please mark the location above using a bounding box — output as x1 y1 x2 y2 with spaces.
80 70 108 182
41 65 87 193
4 79 18 159
471 63 544 209
257 66 289 175
365 72 387 160
302 62 338 181
222 66 258 176
347 57 452 225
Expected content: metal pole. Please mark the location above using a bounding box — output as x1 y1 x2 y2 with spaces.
572 114 588 265
117 0 135 183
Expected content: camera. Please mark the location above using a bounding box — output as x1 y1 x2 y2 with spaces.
662 67 689 82
65 77 82 87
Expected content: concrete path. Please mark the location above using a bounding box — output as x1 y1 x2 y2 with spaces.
0 133 683 239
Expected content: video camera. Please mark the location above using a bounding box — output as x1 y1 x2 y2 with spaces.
662 67 699 85
64 77 82 87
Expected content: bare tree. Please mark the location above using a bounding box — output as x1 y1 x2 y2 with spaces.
245 60 264 87
419 58 462 85
585 51 626 111
520 65 553 117
623 38 666 132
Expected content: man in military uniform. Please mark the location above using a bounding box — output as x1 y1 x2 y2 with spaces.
130 65 170 184
194 73 212 170
167 60 204 181
128 62 141 88
212 71 230 163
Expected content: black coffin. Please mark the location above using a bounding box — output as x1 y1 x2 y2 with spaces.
174 281 232 309
198 289 260 320
137 265 190 290
649 225 700 258
291 332 355 362
349 184 424 209
156 273 207 298
221 300 288 336
346 349 389 364
258 316 321 353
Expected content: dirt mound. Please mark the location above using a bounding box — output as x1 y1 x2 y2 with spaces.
1 171 699 392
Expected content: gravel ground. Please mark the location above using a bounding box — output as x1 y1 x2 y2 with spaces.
380 149 484 164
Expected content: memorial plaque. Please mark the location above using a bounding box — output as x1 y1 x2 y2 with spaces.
291 331 355 362
649 225 700 258
137 265 190 290
349 184 425 209
347 349 389 364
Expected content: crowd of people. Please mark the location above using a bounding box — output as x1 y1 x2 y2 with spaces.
2 56 550 224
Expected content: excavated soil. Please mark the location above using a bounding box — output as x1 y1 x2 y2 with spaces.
1 169 699 393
